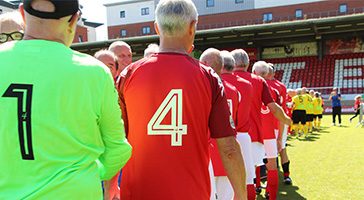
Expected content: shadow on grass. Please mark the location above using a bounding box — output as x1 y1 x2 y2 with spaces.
256 171 307 200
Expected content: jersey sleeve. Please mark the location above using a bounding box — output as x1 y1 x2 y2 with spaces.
97 71 132 180
207 69 236 138
262 80 274 106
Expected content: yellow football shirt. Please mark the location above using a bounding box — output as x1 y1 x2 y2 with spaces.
313 97 324 115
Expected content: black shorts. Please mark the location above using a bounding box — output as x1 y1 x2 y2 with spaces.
306 114 314 122
292 110 307 125
314 114 323 119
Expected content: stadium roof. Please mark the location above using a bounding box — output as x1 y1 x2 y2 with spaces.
83 21 103 28
71 13 364 57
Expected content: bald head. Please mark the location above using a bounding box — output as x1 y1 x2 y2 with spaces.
144 43 159 58
19 0 80 47
200 48 223 75
0 11 24 35
109 41 132 74
231 49 249 70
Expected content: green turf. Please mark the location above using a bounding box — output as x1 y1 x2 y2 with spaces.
256 114 364 200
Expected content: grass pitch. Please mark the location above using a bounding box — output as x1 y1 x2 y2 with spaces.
256 114 364 200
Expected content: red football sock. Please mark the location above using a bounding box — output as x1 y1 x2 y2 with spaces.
247 184 256 200
267 170 279 200
284 172 290 177
255 167 261 188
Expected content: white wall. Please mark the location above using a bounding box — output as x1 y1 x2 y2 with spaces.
193 0 254 16
106 0 155 26
254 0 324 9
87 27 97 42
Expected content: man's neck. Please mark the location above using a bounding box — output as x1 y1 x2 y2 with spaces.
159 37 189 55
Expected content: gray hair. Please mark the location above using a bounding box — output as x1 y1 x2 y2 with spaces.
144 43 159 57
155 0 198 37
220 50 235 71
296 88 302 95
252 61 269 77
231 49 249 68
109 41 131 51
200 48 223 73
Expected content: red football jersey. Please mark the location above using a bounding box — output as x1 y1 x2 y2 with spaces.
221 73 252 133
266 80 283 129
233 70 274 143
117 52 235 200
261 84 280 139
210 80 240 176
272 79 287 112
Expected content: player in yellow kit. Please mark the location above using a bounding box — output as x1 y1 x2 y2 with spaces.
313 92 324 131
305 90 315 134
292 88 309 136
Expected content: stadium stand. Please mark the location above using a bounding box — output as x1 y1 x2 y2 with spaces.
266 53 364 95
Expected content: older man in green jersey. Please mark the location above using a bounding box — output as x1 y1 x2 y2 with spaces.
0 0 132 199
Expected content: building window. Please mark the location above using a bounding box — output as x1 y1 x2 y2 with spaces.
120 11 125 18
295 9 303 19
206 0 214 7
120 29 127 37
78 35 83 43
263 13 273 22
235 0 244 3
141 7 149 16
142 26 151 35
339 4 347 13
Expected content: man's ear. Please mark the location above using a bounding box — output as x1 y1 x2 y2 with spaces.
154 22 160 36
19 4 26 24
68 11 80 33
189 20 197 36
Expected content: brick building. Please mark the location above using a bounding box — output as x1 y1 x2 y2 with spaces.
105 0 364 39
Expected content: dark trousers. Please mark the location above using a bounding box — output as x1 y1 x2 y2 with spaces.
332 106 342 124
350 108 360 121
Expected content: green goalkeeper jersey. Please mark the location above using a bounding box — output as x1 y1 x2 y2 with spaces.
0 40 132 199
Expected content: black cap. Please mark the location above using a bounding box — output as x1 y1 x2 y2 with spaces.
23 0 79 19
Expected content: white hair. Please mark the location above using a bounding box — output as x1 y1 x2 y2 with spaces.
94 49 118 69
200 48 223 72
252 61 269 77
296 88 302 95
231 49 250 68
144 43 159 57
220 50 235 71
155 0 198 37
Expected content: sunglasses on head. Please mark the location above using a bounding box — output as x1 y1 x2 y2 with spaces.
0 31 24 43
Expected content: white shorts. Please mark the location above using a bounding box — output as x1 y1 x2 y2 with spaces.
215 176 233 200
208 160 217 200
263 139 278 158
236 132 256 184
282 125 289 149
251 142 265 166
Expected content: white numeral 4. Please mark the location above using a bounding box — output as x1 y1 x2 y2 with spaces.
147 89 187 146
